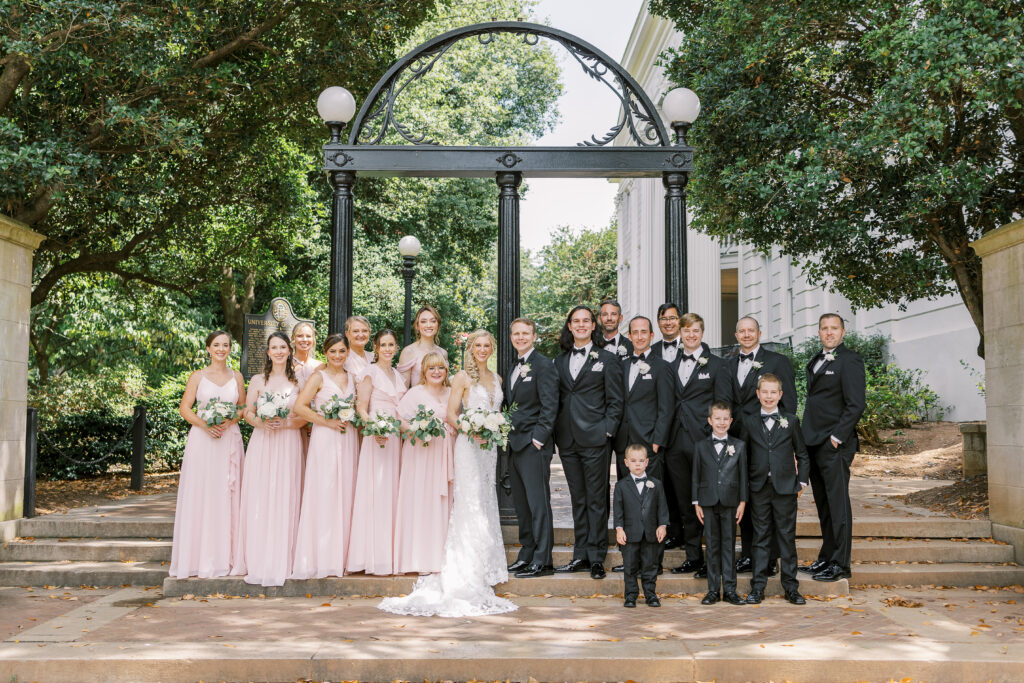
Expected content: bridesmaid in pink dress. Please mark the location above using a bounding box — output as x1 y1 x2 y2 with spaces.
169 330 246 578
232 331 305 586
344 315 373 376
346 328 407 575
393 352 454 575
396 304 449 386
291 333 360 578
291 322 322 456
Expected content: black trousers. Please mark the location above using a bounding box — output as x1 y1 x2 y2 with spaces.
749 485 799 593
560 443 611 564
739 501 778 565
808 439 856 568
665 430 704 563
703 503 738 595
509 443 554 566
621 538 661 601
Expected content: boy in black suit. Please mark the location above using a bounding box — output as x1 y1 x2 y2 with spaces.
741 373 810 605
613 444 670 608
692 401 746 605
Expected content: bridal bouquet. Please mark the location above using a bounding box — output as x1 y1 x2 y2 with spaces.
457 405 515 450
362 411 401 448
197 399 237 427
255 391 291 420
319 393 356 423
406 404 445 445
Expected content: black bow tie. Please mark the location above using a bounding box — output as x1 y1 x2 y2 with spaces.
739 352 754 361
515 356 526 365
634 476 648 484
572 347 587 356
682 353 696 363
713 437 728 444
663 340 677 349
761 413 779 422
630 354 646 363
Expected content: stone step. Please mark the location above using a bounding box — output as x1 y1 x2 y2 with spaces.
0 561 167 587
161 572 849 598
0 538 172 562
850 561 1024 587
17 518 175 539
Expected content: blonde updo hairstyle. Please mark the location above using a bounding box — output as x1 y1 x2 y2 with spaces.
418 351 451 387
463 329 495 385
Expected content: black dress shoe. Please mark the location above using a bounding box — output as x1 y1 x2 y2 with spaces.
735 556 753 573
676 559 705 573
624 598 636 608
694 565 708 579
664 537 684 549
813 562 851 582
745 590 764 604
507 559 530 573
555 559 588 573
590 563 606 579
701 592 720 605
723 591 745 605
515 563 553 578
646 596 661 607
612 564 624 573
798 559 829 574
785 590 806 605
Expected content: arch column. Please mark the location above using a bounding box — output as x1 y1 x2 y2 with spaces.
495 171 522 523
663 171 688 311
328 171 356 334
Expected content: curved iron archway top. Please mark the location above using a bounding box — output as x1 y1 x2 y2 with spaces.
349 21 670 148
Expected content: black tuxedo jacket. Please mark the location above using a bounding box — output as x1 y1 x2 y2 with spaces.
614 353 674 452
692 435 747 508
801 343 866 446
649 338 681 363
716 346 797 436
602 332 633 359
670 343 725 446
555 347 624 449
741 412 809 495
503 350 559 452
613 475 670 543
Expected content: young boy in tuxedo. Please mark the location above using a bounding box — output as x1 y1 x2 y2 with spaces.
692 401 747 605
613 444 670 608
741 373 810 605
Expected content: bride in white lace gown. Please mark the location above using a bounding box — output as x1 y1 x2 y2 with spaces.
379 330 517 617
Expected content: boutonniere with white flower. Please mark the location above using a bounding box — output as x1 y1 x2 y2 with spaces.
824 351 837 362
726 444 736 456
519 363 532 379
616 346 627 356
637 361 651 375
645 480 655 489
697 356 708 366
751 360 763 370
779 417 789 429
589 350 599 361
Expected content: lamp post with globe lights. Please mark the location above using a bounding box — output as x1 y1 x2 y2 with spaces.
660 87 701 311
317 86 358 333
398 235 422 346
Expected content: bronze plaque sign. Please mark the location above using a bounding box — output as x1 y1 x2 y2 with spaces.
241 297 314 381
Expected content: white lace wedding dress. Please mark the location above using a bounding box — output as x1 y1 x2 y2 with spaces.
379 379 517 617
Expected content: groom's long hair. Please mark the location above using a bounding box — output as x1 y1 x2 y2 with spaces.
558 305 607 353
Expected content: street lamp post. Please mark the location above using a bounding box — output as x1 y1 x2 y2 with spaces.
660 87 701 313
398 235 422 346
317 86 358 334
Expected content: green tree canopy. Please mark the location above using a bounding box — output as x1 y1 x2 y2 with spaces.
651 0 1023 356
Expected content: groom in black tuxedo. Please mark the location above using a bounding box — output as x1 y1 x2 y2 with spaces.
504 317 559 578
800 313 866 582
554 305 624 579
715 315 797 574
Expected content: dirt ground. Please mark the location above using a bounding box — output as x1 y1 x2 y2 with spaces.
854 421 963 479
33 471 179 515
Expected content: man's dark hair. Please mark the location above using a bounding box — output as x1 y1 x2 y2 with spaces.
657 302 680 319
559 305 606 352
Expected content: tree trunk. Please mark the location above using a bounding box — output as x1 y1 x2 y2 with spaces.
218 267 256 341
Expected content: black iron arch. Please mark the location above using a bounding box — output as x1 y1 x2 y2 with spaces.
348 21 670 148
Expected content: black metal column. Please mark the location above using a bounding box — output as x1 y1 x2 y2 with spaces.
402 255 416 346
496 171 522 525
663 171 689 311
24 407 37 518
328 170 357 334
130 405 146 491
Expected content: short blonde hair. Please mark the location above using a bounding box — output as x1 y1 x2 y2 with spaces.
757 373 782 390
681 312 705 330
418 351 451 387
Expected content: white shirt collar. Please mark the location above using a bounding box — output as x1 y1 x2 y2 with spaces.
741 345 760 359
573 341 593 354
518 347 534 362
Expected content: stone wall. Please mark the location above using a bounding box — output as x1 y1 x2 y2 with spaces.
0 215 44 523
972 217 1024 562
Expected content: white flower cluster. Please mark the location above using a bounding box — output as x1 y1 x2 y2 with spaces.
197 399 237 427
407 404 445 445
457 406 514 450
255 391 291 420
361 410 401 448
319 393 355 423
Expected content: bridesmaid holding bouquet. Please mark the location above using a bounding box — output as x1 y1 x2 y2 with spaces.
347 329 407 575
291 333 360 578
232 332 305 586
169 330 246 578
393 352 454 575
344 315 373 376
397 304 449 386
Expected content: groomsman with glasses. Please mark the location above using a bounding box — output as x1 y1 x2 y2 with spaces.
800 313 866 582
716 316 797 575
648 302 685 547
599 299 633 358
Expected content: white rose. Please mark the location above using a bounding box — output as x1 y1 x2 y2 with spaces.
484 414 502 431
470 413 486 429
257 403 276 419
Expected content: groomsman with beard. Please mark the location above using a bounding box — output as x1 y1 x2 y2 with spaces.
800 313 865 582
716 316 797 574
504 318 560 578
554 305 624 580
599 299 633 359
610 315 675 573
664 313 726 576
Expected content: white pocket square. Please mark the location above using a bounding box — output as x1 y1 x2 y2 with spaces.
592 362 604 371
642 374 652 380
523 377 533 382
825 370 835 375
698 372 710 380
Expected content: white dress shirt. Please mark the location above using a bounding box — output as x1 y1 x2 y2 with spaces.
633 475 647 496
660 337 679 363
510 347 534 391
628 350 649 390
677 346 702 386
569 342 592 380
737 344 760 386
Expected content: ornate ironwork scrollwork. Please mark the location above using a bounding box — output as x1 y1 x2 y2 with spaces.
349 22 670 149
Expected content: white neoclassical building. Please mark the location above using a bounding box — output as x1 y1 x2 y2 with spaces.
612 2 984 421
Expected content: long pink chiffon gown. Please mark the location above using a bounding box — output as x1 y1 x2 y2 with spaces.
169 372 244 578
291 370 360 578
396 343 449 386
231 377 303 586
346 364 407 575
393 384 453 574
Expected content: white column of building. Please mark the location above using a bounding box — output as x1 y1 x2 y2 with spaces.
687 227 721 346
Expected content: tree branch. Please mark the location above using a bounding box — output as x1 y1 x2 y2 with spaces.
13 184 56 226
0 53 31 112
191 2 300 70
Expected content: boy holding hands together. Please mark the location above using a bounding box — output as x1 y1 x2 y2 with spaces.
614 444 670 608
